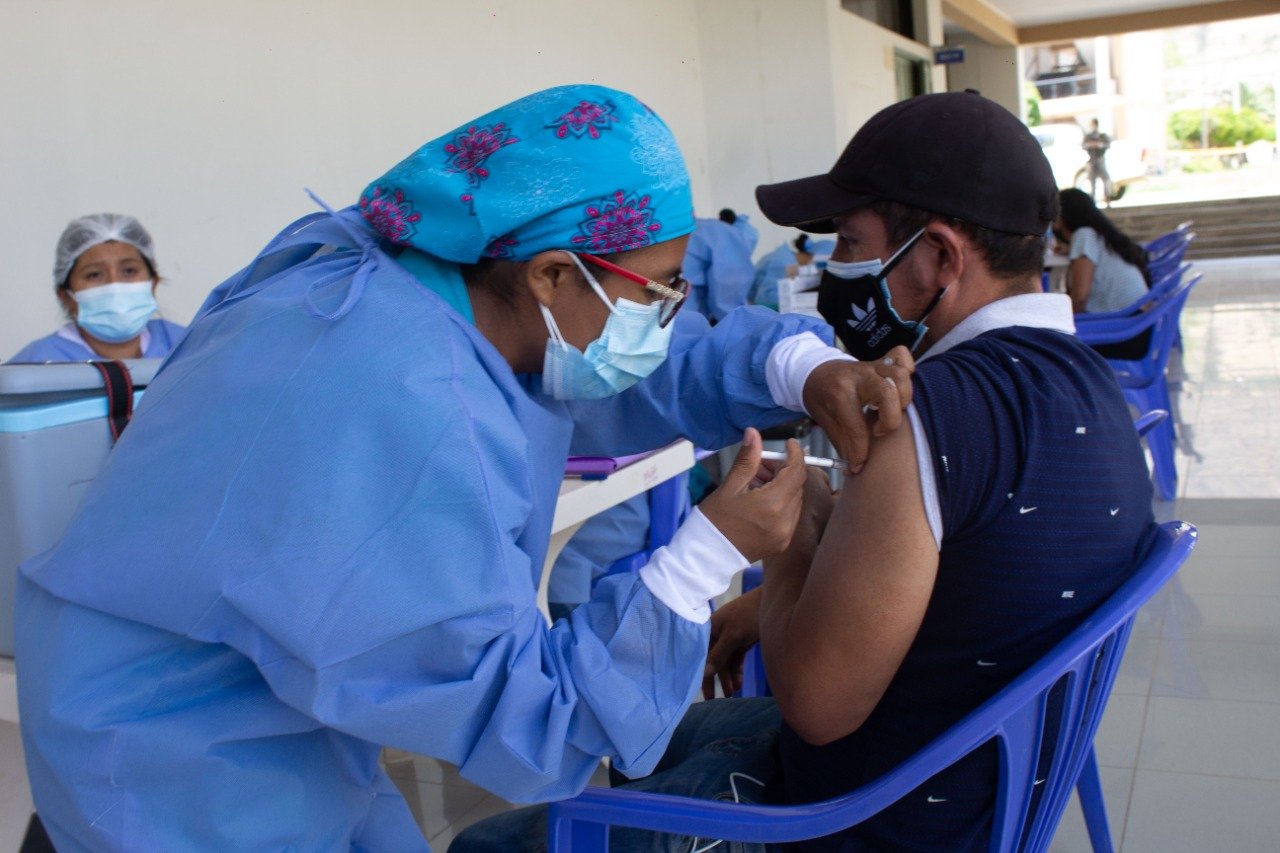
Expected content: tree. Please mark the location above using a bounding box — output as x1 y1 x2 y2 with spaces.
1024 82 1042 127
1168 105 1276 147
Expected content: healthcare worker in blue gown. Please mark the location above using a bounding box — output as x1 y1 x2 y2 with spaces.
7 213 185 363
749 233 837 310
15 84 910 852
681 211 758 324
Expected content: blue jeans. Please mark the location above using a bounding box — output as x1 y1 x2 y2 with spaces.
448 698 783 853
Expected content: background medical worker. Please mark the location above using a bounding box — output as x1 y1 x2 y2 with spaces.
16 84 909 852
681 210 758 323
721 207 759 255
7 213 185 363
749 232 836 310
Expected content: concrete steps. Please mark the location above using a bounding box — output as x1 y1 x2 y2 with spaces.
1108 196 1280 259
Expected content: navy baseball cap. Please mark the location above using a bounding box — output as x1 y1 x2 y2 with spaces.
756 90 1057 237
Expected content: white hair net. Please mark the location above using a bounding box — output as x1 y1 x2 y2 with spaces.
53 213 156 288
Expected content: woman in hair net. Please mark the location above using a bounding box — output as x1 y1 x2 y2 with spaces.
7 213 185 362
16 84 909 851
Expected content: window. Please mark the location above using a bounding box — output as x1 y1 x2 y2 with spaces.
1050 44 1082 73
843 0 917 42
894 51 930 101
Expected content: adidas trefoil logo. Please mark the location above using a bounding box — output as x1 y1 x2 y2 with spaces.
847 297 877 330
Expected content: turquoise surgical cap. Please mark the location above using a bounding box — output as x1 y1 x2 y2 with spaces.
358 84 695 263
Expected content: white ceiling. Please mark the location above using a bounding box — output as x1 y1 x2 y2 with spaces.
982 0 1249 29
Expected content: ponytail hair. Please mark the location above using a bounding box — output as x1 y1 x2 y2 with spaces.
1059 189 1151 285
792 233 810 254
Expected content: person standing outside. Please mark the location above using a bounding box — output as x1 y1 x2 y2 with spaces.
1082 118 1113 204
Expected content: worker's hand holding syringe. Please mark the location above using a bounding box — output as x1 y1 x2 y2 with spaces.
698 428 808 564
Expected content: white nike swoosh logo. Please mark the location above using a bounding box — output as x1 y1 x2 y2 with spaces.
1110 507 1120 516
926 796 948 803
977 660 997 667
1019 506 1037 514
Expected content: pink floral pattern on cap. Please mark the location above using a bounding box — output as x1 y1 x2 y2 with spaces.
483 233 520 260
570 190 661 253
547 100 618 140
444 123 519 206
359 186 422 245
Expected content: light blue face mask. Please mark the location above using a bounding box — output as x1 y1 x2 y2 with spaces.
823 257 885 280
73 281 158 343
540 254 673 400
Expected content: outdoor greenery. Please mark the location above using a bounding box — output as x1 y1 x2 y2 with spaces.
1168 84 1277 148
1025 82 1041 127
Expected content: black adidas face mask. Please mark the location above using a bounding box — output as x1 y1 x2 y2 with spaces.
816 227 946 360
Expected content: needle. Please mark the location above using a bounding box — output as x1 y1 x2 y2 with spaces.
758 449 850 471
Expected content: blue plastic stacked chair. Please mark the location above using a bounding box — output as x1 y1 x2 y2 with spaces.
1132 409 1168 439
1146 236 1194 285
1076 273 1202 500
1142 226 1195 351
1140 221 1194 258
547 522 1197 852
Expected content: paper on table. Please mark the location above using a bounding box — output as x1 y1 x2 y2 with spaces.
564 450 658 477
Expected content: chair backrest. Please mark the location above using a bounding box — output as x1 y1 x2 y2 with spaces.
1146 237 1194 283
1128 274 1199 382
547 521 1197 852
1133 409 1168 438
1142 223 1193 257
1076 273 1200 383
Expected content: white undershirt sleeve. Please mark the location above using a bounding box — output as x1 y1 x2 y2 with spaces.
765 332 855 414
638 507 748 623
907 403 943 550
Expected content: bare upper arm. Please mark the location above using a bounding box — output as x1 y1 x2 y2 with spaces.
772 416 939 745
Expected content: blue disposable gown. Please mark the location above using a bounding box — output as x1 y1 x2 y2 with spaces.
749 239 836 309
16 207 830 851
731 214 759 255
681 218 757 323
547 493 650 608
7 318 185 363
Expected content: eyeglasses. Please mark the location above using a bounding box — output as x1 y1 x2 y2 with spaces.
577 253 689 328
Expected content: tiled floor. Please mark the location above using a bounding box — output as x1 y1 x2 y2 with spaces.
2 256 1277 851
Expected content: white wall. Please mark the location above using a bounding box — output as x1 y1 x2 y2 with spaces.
0 0 714 357
694 0 949 257
943 39 1022 116
694 0 842 256
1 0 943 357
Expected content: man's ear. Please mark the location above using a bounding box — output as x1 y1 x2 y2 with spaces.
522 250 581 309
922 223 965 290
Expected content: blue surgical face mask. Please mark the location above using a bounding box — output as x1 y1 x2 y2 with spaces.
73 281 158 343
540 254 673 400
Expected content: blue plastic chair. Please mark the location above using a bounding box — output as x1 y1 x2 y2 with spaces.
1133 409 1168 439
1146 237 1193 286
1076 274 1200 500
546 521 1197 853
1142 229 1195 353
1140 222 1193 257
